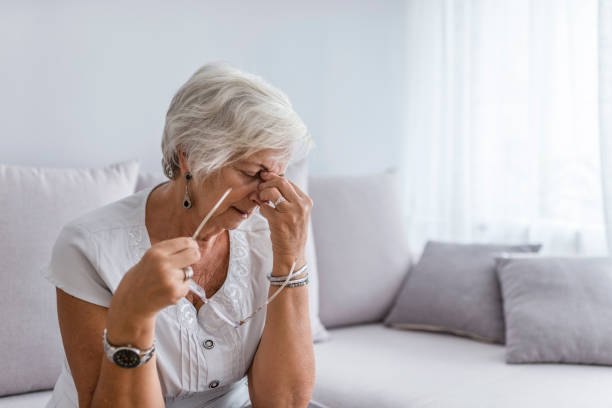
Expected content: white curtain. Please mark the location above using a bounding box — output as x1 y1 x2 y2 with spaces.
600 0 612 255
402 0 607 258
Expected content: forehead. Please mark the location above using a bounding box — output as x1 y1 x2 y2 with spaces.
239 149 288 173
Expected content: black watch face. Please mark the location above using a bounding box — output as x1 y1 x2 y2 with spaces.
113 348 141 368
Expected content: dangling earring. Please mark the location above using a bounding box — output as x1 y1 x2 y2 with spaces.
183 172 193 209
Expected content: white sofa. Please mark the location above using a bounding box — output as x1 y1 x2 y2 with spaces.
2 164 612 407
4 327 612 407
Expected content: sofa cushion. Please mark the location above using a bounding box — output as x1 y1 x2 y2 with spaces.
0 390 52 408
135 158 330 342
312 324 612 408
496 254 612 365
0 160 139 397
309 170 413 328
384 241 541 343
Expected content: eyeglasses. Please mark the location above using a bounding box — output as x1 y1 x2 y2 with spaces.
187 260 297 328
184 188 299 329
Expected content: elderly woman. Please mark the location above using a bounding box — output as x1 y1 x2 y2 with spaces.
44 63 315 408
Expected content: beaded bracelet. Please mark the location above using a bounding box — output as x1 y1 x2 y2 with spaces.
274 277 309 288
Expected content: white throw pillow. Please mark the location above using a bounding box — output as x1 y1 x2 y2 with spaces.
0 160 140 397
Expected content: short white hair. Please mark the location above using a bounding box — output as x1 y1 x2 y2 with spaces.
161 62 313 180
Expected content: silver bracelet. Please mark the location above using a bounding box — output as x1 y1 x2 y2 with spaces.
268 271 309 283
269 273 310 286
267 264 309 282
270 277 310 288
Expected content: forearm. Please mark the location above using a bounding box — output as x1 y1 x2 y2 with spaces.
91 356 164 408
249 256 316 407
90 312 164 408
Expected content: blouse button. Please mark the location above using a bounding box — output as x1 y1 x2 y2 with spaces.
209 380 220 389
203 339 215 349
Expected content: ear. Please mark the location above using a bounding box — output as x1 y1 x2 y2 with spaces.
176 147 189 177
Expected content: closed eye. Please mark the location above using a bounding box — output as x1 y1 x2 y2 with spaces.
242 170 261 179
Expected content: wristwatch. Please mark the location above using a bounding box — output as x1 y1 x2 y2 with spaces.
102 328 156 369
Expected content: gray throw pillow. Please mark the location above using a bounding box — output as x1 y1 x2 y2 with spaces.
384 241 541 343
496 255 612 365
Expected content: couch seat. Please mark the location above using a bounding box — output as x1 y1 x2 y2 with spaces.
0 390 51 408
310 323 612 407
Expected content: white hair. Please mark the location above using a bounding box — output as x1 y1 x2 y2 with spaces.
161 62 313 180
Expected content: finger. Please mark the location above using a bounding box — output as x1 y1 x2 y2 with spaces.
170 271 193 296
258 173 300 202
174 279 191 300
286 180 308 200
258 188 293 213
168 266 194 286
258 187 284 204
164 264 193 285
287 180 313 211
167 245 201 271
155 236 198 255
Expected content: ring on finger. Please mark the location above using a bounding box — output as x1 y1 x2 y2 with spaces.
274 196 286 206
183 266 194 281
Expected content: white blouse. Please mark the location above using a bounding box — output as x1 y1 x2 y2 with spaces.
44 182 275 408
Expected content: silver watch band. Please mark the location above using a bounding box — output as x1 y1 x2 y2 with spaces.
102 328 156 369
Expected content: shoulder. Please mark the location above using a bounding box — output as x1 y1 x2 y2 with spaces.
67 187 150 236
51 186 150 274
45 188 154 307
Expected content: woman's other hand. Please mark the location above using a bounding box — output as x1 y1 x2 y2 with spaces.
255 171 312 273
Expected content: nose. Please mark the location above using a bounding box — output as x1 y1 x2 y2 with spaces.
248 191 260 206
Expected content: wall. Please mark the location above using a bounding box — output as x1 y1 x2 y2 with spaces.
0 0 406 177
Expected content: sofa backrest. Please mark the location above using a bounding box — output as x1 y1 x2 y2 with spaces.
0 159 413 397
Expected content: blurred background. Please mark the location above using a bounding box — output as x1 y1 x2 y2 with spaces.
1 0 611 257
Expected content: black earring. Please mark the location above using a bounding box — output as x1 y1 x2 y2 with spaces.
183 172 193 209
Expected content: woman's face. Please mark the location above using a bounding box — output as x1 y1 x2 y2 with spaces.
193 149 288 230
